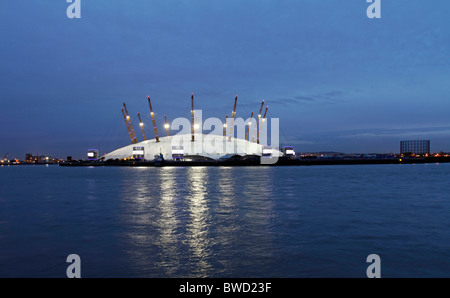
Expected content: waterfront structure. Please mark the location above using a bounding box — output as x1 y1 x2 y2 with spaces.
25 153 33 163
87 149 99 161
24 154 60 164
102 134 274 161
400 140 430 155
282 146 296 158
101 93 281 162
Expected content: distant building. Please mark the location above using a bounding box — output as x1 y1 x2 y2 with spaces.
87 149 99 161
400 140 430 155
25 154 60 164
281 146 296 157
25 153 33 163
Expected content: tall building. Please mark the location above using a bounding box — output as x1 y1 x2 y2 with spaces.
400 140 430 155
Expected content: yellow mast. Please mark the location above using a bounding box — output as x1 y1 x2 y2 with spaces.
147 96 160 142
123 103 138 144
137 112 147 141
223 114 228 136
164 115 170 136
228 95 238 140
246 112 253 141
191 93 195 142
121 108 135 144
251 100 264 142
257 106 268 144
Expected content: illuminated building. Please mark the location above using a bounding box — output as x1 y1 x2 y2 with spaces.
400 140 430 155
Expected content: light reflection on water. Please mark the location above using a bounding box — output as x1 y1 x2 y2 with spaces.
121 166 279 277
121 169 159 276
186 167 212 276
216 167 238 254
155 168 180 276
2 164 450 277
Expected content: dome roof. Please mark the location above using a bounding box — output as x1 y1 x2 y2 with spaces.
103 133 269 161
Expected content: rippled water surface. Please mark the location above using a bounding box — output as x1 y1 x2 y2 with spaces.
1 164 450 277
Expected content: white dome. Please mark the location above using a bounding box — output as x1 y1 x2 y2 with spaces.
103 133 273 161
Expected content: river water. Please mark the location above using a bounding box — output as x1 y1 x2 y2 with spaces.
0 163 449 277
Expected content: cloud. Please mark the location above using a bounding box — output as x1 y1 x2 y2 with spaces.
333 126 450 139
293 95 315 102
271 90 348 106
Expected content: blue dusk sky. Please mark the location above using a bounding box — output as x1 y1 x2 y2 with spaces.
0 1 449 158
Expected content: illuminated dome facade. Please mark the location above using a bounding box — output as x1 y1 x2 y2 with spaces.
102 133 276 161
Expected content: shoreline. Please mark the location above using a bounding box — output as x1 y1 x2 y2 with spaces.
57 156 450 167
